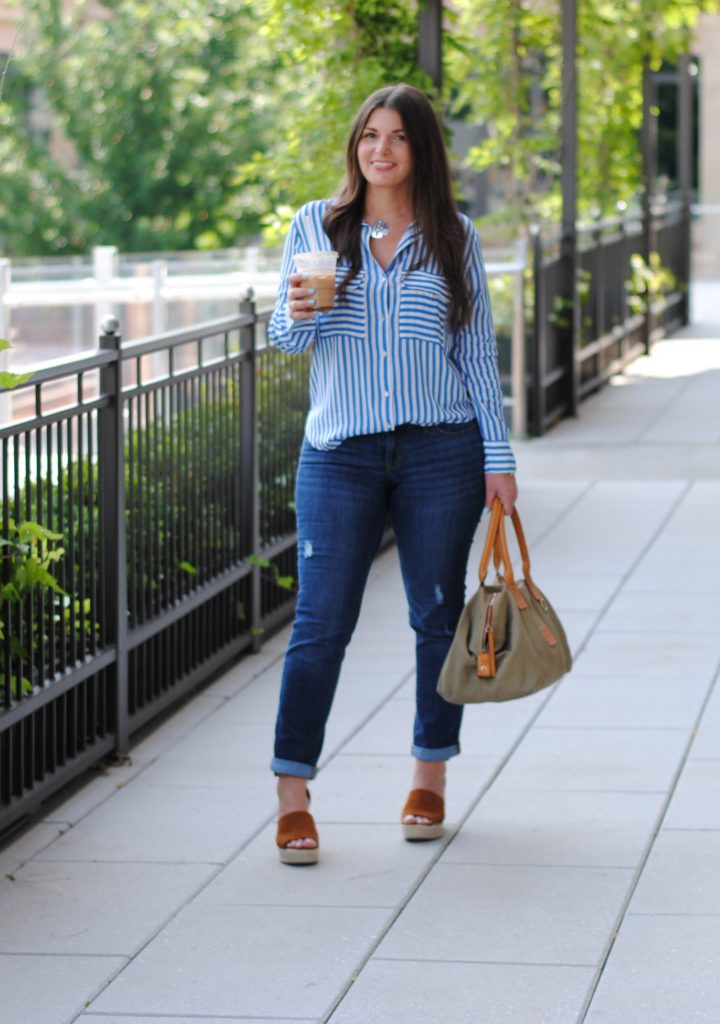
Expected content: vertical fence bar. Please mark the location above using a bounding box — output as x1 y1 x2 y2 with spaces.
561 0 579 416
97 316 129 754
677 53 693 326
239 291 261 649
511 239 527 439
529 226 546 436
418 0 443 91
0 259 11 428
93 246 119 346
641 59 657 353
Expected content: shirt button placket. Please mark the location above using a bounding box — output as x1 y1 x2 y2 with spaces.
385 275 395 430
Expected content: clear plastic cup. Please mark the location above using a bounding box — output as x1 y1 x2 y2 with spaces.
293 251 339 311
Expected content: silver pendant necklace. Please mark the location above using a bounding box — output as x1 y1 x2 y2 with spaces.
369 218 390 240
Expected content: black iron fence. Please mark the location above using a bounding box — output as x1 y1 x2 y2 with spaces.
0 297 309 836
527 199 689 435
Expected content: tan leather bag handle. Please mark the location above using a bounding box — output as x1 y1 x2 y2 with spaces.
478 498 543 608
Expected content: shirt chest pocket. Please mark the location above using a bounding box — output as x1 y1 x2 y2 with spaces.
318 268 367 338
399 269 450 343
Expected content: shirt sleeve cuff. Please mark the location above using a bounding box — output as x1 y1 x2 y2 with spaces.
269 307 317 353
482 440 517 474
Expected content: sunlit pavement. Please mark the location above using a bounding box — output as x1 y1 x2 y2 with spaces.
1 284 719 1024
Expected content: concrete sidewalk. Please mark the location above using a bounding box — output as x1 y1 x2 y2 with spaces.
1 294 719 1024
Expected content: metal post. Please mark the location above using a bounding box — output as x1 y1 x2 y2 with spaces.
418 0 443 90
0 258 11 427
530 225 546 436
560 0 579 415
677 53 693 325
151 260 167 335
640 59 657 353
511 238 527 439
98 315 129 754
239 290 261 651
151 259 168 381
93 245 119 345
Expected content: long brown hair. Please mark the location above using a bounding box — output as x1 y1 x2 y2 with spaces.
323 84 472 330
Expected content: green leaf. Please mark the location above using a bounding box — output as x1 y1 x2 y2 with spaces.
248 554 271 568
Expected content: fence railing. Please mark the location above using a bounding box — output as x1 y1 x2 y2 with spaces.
0 296 309 836
528 199 690 434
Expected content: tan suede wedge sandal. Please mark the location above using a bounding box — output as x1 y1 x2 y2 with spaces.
276 809 319 865
401 788 445 841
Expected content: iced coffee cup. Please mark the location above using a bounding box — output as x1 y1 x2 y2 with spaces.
293 251 339 312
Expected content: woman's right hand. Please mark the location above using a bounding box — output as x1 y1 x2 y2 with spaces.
287 272 317 321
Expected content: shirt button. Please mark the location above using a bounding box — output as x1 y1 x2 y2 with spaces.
384 391 390 398
382 350 387 357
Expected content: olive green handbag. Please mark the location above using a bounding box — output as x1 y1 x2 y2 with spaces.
437 499 572 704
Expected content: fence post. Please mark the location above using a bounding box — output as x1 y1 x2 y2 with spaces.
677 53 693 326
0 258 11 427
93 246 119 345
98 315 129 755
511 238 527 440
418 0 442 90
151 260 167 335
560 0 579 416
640 60 657 354
239 290 261 652
617 203 630 362
529 225 546 436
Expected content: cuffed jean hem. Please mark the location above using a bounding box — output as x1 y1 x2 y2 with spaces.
270 757 317 780
412 743 460 762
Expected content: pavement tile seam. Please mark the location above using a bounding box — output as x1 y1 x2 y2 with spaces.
627 911 720 918
315 667 417 770
662 827 720 832
511 481 699 694
445 861 636 871
15 858 225 866
636 369 712 441
532 725 690 732
576 657 720 1023
372 954 597 968
0 951 130 960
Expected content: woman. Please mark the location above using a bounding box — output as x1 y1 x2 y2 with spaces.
268 83 518 864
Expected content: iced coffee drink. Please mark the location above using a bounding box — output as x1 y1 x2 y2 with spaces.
294 251 339 311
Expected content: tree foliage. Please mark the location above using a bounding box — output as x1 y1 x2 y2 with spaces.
233 0 429 243
0 0 717 255
2 0 270 254
448 0 716 227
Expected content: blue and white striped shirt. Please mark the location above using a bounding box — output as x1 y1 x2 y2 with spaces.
268 200 516 473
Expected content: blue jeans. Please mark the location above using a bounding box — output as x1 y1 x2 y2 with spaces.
271 422 486 779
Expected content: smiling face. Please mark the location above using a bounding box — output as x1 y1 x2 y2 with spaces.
356 106 413 191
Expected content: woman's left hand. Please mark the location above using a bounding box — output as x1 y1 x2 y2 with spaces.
485 473 518 515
